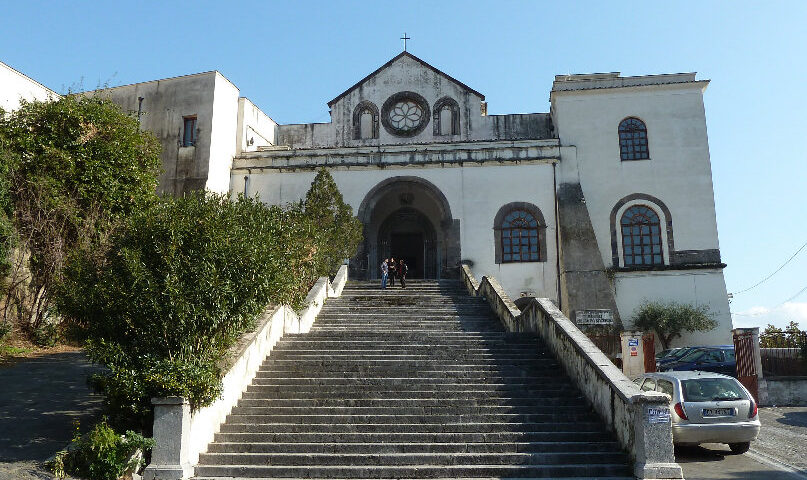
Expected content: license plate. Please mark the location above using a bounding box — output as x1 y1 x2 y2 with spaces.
703 408 735 417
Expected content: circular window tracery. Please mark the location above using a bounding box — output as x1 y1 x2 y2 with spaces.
389 101 424 131
381 91 430 137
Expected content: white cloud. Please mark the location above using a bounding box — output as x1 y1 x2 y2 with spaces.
731 302 807 330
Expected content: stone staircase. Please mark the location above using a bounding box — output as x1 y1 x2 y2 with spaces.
194 280 633 479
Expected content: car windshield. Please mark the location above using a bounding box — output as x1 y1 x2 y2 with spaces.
681 378 747 402
679 349 710 362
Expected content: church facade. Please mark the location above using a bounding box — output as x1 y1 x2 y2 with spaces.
2 53 733 346
231 52 731 345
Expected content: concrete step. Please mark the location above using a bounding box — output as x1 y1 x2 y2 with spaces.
193 463 633 478
212 430 618 444
224 412 601 425
235 397 588 408
243 386 579 398
229 405 591 416
218 421 607 434
198 451 629 466
193 279 629 479
206 440 623 454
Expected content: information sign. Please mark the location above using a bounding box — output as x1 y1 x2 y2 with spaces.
574 309 613 325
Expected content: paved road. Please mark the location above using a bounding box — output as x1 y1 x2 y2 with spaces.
0 351 103 479
677 406 807 480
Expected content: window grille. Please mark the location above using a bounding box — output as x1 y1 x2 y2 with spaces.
501 210 540 262
618 117 649 160
621 205 663 266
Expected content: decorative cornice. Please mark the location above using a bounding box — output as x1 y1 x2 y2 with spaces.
233 139 560 172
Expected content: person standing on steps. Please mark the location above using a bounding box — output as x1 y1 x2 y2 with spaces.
380 258 389 289
388 257 397 288
398 259 408 288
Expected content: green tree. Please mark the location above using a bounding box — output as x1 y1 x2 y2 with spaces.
303 168 363 278
632 300 718 349
0 96 161 335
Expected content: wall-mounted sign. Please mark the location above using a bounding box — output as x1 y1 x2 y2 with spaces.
647 407 671 424
574 309 614 325
628 338 639 347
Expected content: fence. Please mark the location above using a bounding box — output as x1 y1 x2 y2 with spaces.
760 332 807 377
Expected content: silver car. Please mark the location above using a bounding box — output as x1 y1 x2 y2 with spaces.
633 371 760 453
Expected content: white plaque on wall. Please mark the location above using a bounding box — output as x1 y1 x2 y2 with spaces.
574 309 614 325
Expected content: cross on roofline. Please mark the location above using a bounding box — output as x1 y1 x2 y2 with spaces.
401 33 410 51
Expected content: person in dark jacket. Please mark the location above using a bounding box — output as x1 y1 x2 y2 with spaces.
388 257 397 287
398 259 408 288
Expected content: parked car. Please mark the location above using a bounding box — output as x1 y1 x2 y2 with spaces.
633 371 760 453
656 347 698 369
658 345 736 377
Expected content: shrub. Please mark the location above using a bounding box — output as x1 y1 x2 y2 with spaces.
632 300 717 349
0 96 161 335
49 419 154 480
303 168 363 278
57 192 321 428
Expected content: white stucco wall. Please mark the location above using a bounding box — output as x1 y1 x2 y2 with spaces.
0 61 57 112
206 74 240 193
614 269 732 346
553 81 720 261
241 163 559 302
552 75 731 343
236 97 276 154
89 72 219 194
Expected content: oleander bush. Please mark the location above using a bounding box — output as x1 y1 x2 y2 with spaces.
57 170 361 430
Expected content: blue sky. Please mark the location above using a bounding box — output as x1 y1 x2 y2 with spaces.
2 1 805 330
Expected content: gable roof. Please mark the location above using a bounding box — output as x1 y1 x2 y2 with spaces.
327 51 485 107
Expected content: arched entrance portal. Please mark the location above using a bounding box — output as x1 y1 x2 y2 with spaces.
353 176 460 280
377 208 438 279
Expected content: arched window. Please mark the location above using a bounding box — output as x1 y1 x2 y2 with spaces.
618 117 649 161
352 101 379 140
493 203 547 264
620 205 663 266
433 97 459 136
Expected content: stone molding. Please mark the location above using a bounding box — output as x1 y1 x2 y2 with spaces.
232 139 560 172
143 265 349 480
461 265 683 479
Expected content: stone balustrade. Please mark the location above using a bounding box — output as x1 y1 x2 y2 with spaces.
461 265 683 480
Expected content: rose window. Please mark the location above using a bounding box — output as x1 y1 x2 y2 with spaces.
389 101 424 131
381 92 430 137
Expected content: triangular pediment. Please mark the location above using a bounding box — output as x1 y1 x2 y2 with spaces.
327 52 484 107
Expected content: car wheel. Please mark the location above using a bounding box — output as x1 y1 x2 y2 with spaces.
728 442 750 454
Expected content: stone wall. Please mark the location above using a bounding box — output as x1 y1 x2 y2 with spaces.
764 378 807 406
